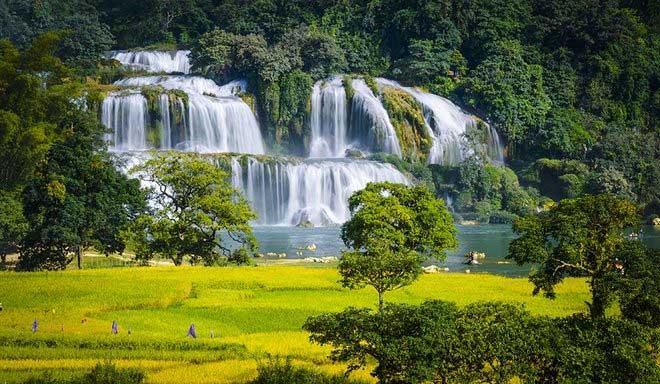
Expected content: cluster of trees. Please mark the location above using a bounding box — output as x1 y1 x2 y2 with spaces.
2 0 656 217
0 33 143 270
0 35 257 270
183 0 656 217
305 187 659 383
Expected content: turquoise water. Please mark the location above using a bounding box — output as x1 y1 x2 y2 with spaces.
248 225 660 277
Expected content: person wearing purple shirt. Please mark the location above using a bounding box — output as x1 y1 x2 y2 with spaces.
187 324 197 338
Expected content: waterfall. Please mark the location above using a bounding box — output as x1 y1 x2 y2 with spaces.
102 76 264 154
232 158 410 226
101 93 148 151
109 50 191 74
309 77 348 158
309 77 402 158
349 79 401 157
103 51 420 228
159 94 171 149
376 78 504 165
485 125 505 165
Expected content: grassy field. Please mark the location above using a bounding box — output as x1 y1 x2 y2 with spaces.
0 262 592 383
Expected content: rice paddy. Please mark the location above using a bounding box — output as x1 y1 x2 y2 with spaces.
0 261 591 383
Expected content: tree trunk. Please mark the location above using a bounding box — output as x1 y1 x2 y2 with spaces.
590 277 607 319
77 246 83 270
378 290 385 313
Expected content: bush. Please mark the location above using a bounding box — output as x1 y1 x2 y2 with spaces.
23 362 145 384
488 210 518 224
305 301 660 384
80 362 145 384
251 359 363 384
228 247 252 266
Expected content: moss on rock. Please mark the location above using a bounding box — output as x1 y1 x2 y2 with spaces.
380 86 432 163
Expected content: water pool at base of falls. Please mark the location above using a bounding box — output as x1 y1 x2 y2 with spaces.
228 225 660 277
234 225 527 276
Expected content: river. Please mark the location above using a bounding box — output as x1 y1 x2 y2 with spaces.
248 224 660 277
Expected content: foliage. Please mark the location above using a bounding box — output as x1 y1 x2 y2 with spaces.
18 110 145 271
460 39 551 150
23 362 145 384
545 314 660 383
0 34 77 190
0 0 114 70
432 158 538 220
129 152 257 266
522 158 590 201
340 182 456 310
307 299 660 384
615 241 660 327
0 191 27 265
380 86 432 163
251 359 363 384
95 0 212 49
508 194 640 318
227 247 252 266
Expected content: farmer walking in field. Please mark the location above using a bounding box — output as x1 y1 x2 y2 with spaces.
32 319 38 333
112 320 118 334
187 324 197 338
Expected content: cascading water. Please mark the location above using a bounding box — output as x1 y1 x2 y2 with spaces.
102 76 264 154
309 77 402 158
349 79 401 157
376 78 504 165
101 92 148 151
108 50 191 74
231 157 410 226
159 94 171 149
104 52 418 227
309 77 348 158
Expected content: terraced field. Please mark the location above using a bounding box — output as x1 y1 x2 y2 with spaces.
0 263 591 383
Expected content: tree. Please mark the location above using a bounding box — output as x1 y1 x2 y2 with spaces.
19 111 145 271
0 0 113 70
340 182 456 311
129 152 257 266
507 194 640 318
616 240 660 327
0 191 27 266
0 34 76 190
304 301 552 384
546 314 660 383
460 39 551 150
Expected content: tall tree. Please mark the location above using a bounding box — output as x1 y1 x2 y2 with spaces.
129 152 257 266
340 182 457 311
0 33 80 190
507 194 640 318
0 191 27 266
19 111 145 270
0 0 113 70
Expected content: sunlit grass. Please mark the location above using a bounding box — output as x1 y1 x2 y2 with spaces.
0 265 590 383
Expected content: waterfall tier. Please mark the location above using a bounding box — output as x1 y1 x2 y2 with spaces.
376 78 504 165
309 77 402 159
230 157 410 226
102 76 264 154
108 50 191 74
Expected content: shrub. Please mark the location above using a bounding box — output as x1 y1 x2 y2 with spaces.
228 247 252 266
488 210 518 224
80 362 145 384
251 359 363 384
23 362 145 384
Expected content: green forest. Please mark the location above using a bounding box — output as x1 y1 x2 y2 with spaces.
1 0 658 228
0 2 659 383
